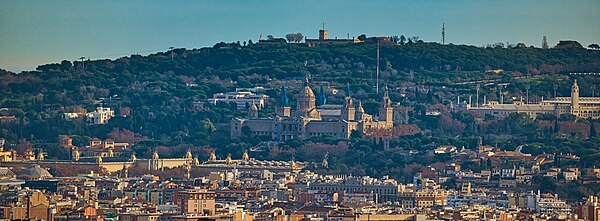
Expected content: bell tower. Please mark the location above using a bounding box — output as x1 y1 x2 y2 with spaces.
378 86 393 124
248 101 259 119
319 22 328 40
571 80 580 116
341 84 355 121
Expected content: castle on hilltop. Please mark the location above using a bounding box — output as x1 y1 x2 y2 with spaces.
231 79 394 140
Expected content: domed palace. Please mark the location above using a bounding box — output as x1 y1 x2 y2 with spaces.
231 79 394 141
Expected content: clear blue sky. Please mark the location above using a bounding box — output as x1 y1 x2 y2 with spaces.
1 0 599 72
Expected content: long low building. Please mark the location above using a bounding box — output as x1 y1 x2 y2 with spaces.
207 91 268 110
467 80 600 119
198 151 305 173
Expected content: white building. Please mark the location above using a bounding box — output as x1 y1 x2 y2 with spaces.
536 195 571 214
62 112 82 120
467 80 600 119
207 91 268 110
86 107 115 124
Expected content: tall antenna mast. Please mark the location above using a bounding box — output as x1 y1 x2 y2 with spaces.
441 22 446 45
476 84 480 107
79 56 86 71
376 40 380 94
169 46 175 61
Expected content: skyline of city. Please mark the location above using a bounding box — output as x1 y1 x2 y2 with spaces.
1 0 600 72
1 1 600 219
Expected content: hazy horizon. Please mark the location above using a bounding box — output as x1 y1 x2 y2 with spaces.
1 0 599 73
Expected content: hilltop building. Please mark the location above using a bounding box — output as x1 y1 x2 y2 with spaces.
467 80 600 119
305 28 361 47
63 106 115 124
207 91 268 110
68 137 132 160
86 107 114 124
231 80 394 140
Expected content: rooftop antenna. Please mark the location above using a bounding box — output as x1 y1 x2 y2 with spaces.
376 40 380 94
441 22 446 45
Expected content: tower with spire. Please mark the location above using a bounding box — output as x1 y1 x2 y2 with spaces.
121 163 128 178
378 85 393 125
356 100 366 121
276 85 291 117
341 84 355 121
571 79 580 115
248 101 259 119
316 84 327 106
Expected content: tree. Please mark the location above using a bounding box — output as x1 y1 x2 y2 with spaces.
294 33 304 42
590 122 597 138
357 34 367 41
400 35 406 45
285 33 296 43
108 128 145 144
555 40 583 49
588 44 600 50
16 138 34 155
559 114 576 121
200 119 217 134
493 42 505 48
542 36 549 49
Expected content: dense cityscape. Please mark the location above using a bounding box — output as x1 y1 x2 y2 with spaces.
2 2 600 221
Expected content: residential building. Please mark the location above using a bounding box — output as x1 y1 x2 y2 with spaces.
175 189 215 216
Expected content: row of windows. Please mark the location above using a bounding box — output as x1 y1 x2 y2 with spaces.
185 193 215 200
311 186 397 194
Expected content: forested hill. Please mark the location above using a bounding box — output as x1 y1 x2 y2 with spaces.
10 40 600 81
3 40 600 107
1 41 600 155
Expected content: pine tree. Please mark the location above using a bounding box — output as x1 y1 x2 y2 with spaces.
542 36 549 49
590 122 597 138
